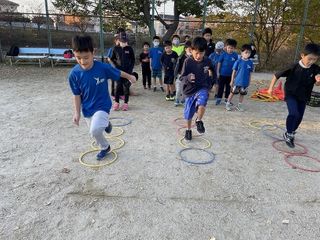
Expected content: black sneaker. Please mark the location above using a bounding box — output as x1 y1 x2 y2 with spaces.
96 145 111 161
153 87 157 92
196 120 205 134
185 129 192 140
105 122 112 134
160 86 165 92
283 132 295 148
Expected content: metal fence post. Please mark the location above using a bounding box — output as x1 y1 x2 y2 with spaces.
99 0 104 61
44 0 52 50
250 0 260 44
202 0 208 31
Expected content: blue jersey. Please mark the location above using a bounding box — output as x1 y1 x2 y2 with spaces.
68 61 121 118
149 47 163 70
208 51 223 70
233 58 254 87
218 52 239 76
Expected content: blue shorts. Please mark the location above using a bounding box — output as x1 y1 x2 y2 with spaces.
152 69 162 79
184 89 209 120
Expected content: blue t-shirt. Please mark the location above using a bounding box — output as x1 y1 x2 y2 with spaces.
233 58 254 87
149 47 163 70
208 51 223 70
218 52 239 76
68 61 121 118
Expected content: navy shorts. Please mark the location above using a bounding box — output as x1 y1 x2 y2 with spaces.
152 69 162 79
184 89 209 120
164 74 174 84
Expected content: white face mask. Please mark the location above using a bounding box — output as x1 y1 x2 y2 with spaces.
172 39 180 45
153 41 160 47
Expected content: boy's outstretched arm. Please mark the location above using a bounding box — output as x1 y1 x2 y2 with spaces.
121 71 137 84
73 95 81 126
267 75 278 95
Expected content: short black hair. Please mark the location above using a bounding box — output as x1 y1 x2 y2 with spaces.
164 40 172 47
202 27 212 36
192 37 207 52
143 42 150 47
241 44 252 52
185 40 192 49
172 34 180 40
302 43 320 56
116 27 125 34
225 38 237 47
153 36 160 40
72 35 94 53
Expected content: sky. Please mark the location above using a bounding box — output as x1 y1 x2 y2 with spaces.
12 0 175 15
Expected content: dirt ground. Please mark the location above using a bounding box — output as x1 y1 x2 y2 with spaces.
0 64 320 240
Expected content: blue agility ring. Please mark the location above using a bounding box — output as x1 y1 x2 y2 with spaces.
109 117 133 127
261 124 286 141
179 147 216 165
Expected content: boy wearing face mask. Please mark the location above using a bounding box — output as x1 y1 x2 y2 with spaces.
110 32 135 111
226 44 253 112
174 41 192 106
149 36 164 92
139 42 151 89
172 35 185 57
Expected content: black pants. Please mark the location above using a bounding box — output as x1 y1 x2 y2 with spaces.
217 75 232 99
142 67 151 87
115 77 131 103
110 80 123 96
286 95 306 134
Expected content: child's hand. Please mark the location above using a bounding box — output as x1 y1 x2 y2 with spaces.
315 74 320 82
188 73 195 83
208 70 213 77
73 113 80 126
230 82 234 87
267 88 273 96
128 74 137 84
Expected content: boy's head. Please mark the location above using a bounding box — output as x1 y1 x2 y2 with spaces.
164 40 173 53
143 42 150 51
202 28 212 43
240 44 252 59
184 35 190 42
184 40 192 56
225 38 237 54
215 41 224 54
191 37 207 62
72 35 94 70
153 36 160 47
172 35 180 46
301 43 320 67
119 32 128 47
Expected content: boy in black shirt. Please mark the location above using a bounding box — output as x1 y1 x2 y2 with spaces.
180 37 217 140
203 28 215 57
111 32 135 111
139 42 151 89
268 43 320 148
161 40 179 101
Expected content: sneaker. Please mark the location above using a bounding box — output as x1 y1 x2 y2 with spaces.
236 103 244 112
105 122 112 134
96 145 111 161
165 95 170 101
283 132 295 148
113 102 120 111
185 129 192 140
122 103 128 111
143 86 147 89
181 99 185 104
148 86 151 90
226 102 232 111
153 87 157 92
195 120 205 133
215 99 221 105
170 94 175 101
160 86 165 92
174 100 180 107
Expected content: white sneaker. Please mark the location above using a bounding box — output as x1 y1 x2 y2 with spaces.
236 103 244 112
226 102 232 111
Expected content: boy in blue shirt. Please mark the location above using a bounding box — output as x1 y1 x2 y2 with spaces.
209 41 224 99
180 37 217 140
161 40 179 101
149 36 164 92
267 43 320 148
226 44 254 111
216 38 238 105
68 35 136 160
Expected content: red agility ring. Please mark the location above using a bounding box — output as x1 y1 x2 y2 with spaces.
272 140 308 155
173 117 195 128
284 154 320 172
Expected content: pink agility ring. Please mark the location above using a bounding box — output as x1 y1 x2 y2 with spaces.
272 140 308 155
284 154 320 172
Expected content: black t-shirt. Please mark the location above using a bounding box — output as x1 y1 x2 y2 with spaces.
111 45 135 73
139 51 150 69
205 40 215 57
160 51 179 75
180 56 217 96
275 62 320 102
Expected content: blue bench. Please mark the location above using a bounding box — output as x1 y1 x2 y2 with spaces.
7 48 49 67
48 48 77 67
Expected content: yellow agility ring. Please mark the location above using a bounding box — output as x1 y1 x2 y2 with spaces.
178 136 212 149
248 120 270 129
106 127 124 138
79 149 118 168
91 136 125 151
